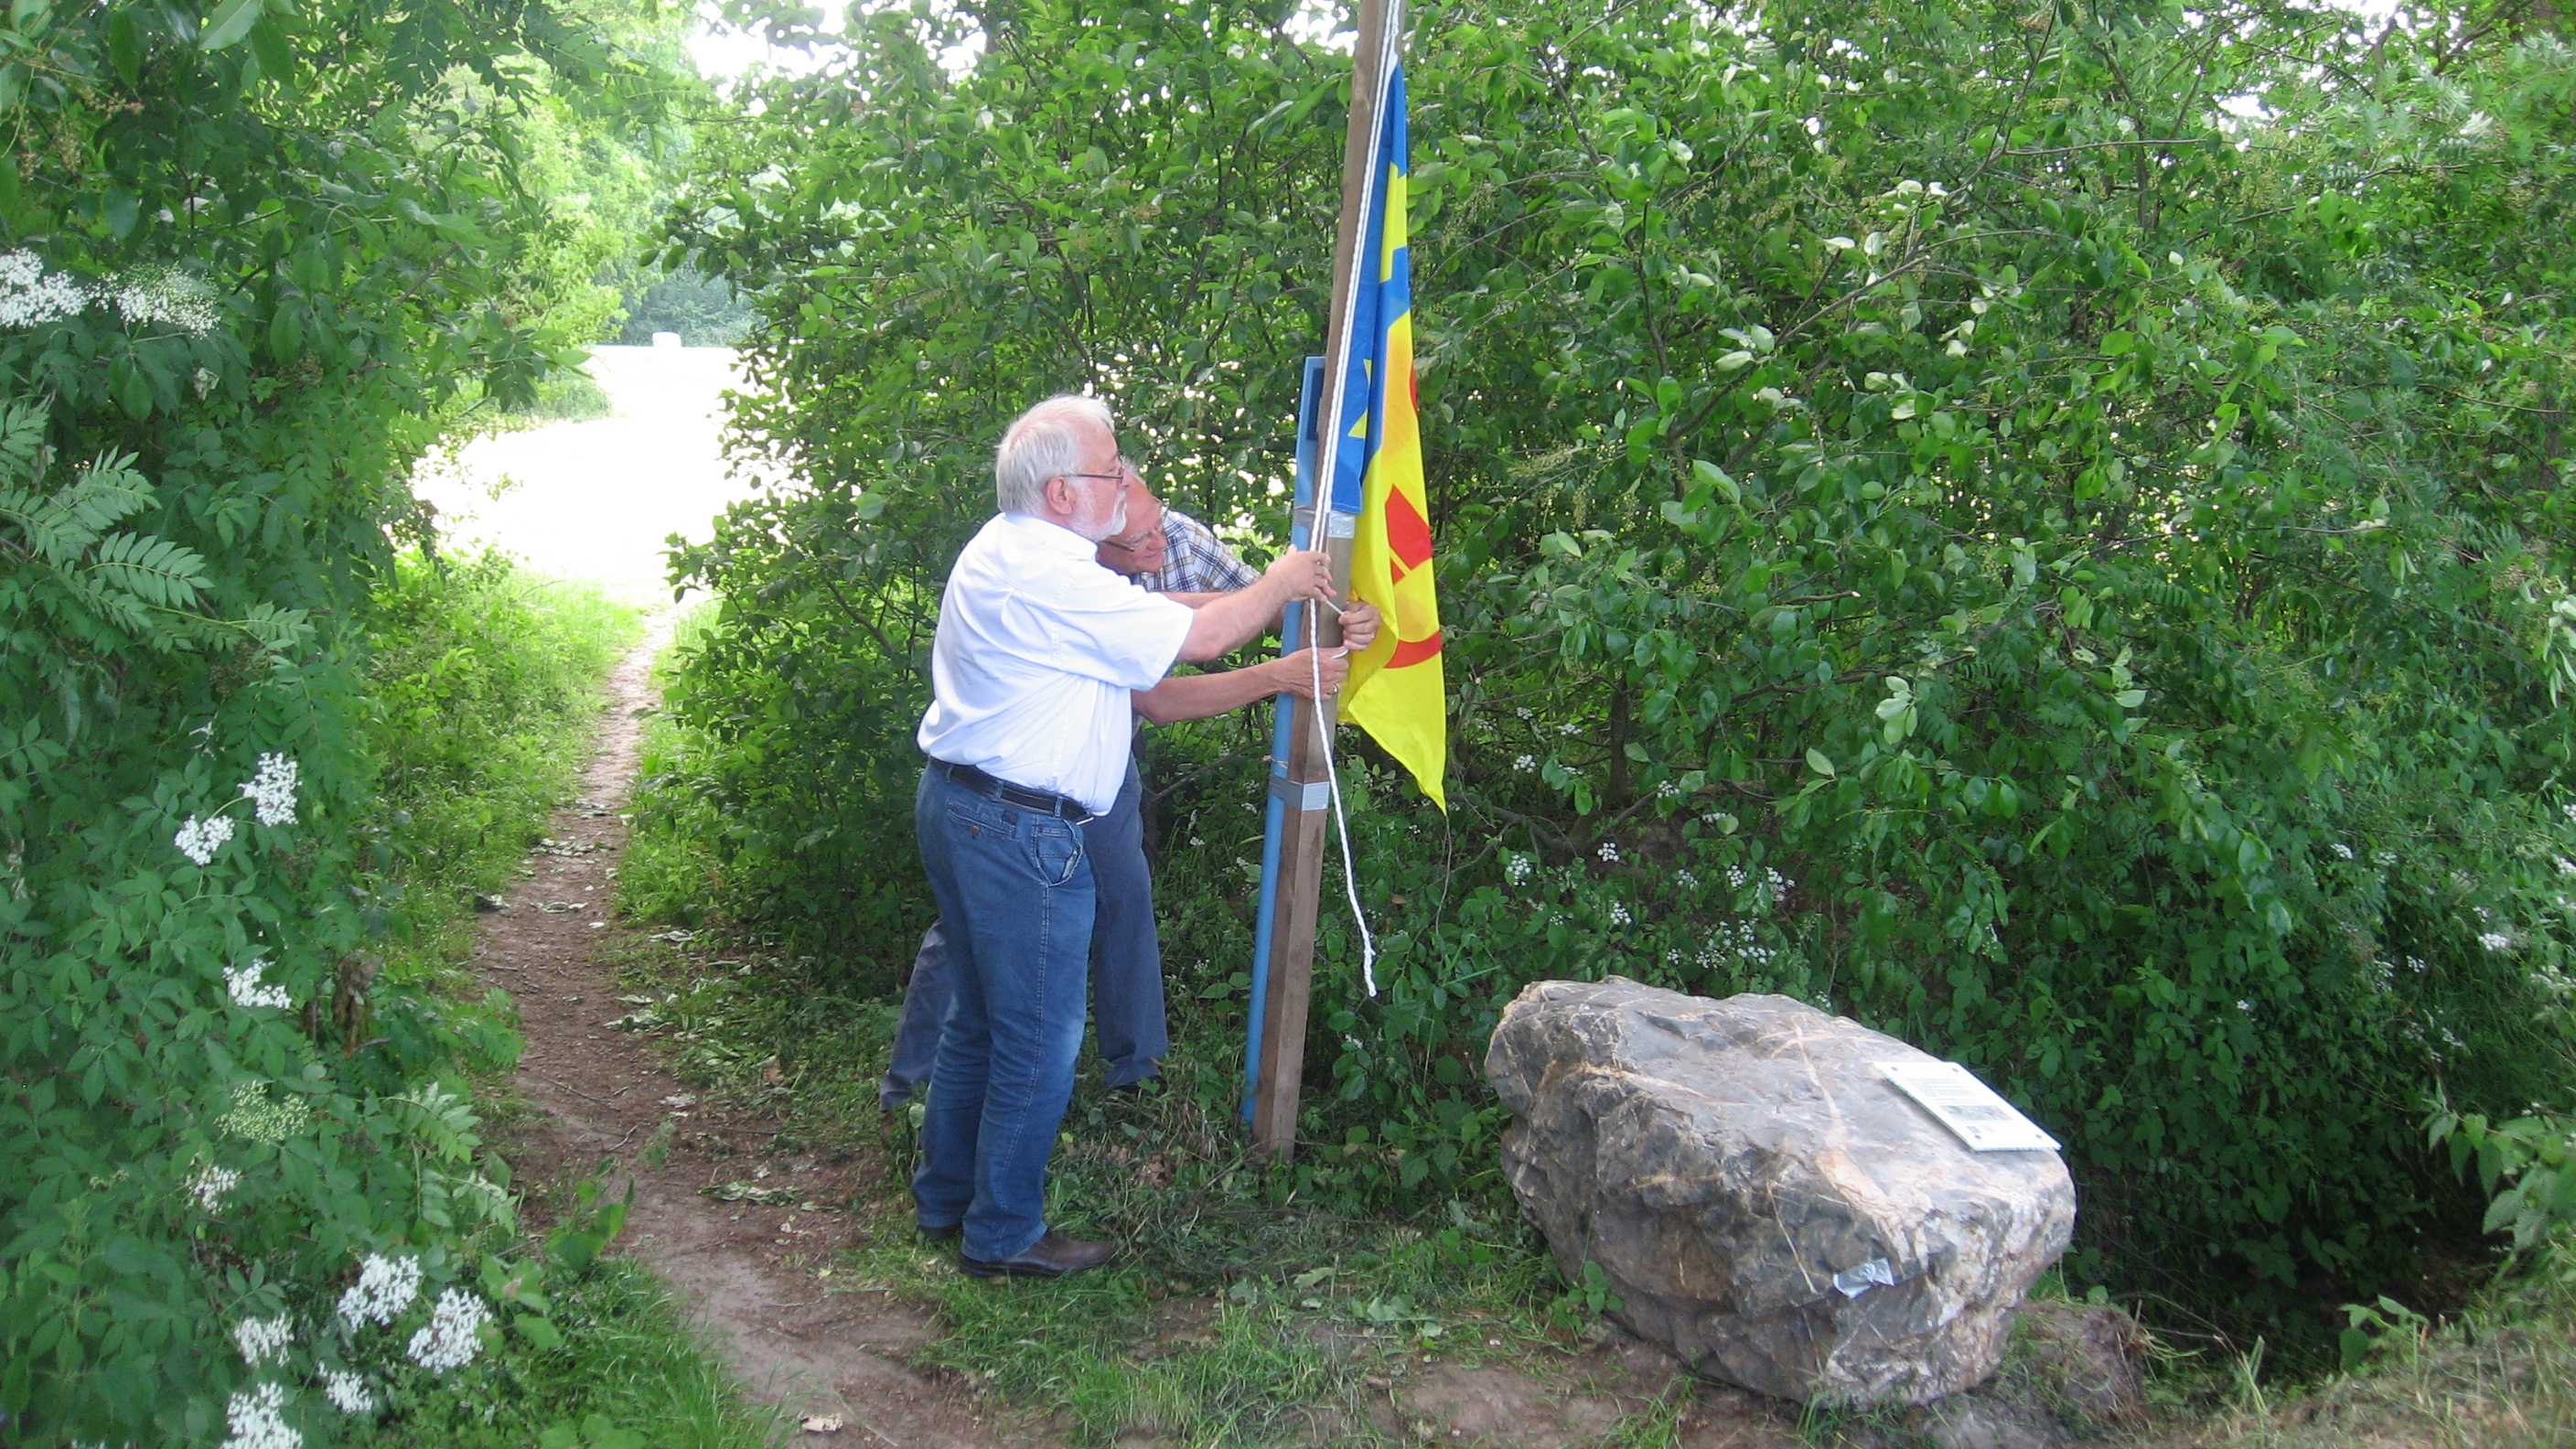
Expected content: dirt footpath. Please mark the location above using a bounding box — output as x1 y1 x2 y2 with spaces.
480 625 1023 1447
476 628 2158 1449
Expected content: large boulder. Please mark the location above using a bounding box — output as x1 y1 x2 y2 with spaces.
1486 979 2076 1407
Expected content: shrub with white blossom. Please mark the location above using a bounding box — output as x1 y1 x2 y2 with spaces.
337 1252 424 1329
233 1315 293 1368
174 812 236 866
220 1381 299 1449
406 1288 494 1374
224 960 292 1010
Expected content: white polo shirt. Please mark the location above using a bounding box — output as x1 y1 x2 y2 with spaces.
918 511 1196 813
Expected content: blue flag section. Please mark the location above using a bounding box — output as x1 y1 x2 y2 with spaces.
1325 62 1410 521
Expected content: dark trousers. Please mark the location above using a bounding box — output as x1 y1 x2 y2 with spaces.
881 757 1165 1107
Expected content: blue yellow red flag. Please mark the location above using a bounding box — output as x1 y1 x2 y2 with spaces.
1329 62 1445 809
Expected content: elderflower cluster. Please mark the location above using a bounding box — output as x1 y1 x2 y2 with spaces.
0 250 91 327
1607 902 1633 928
233 1315 292 1368
1512 754 1536 773
176 813 236 865
225 959 292 1010
1654 778 1680 800
338 1252 423 1328
1596 841 1621 864
2329 843 2355 861
2481 931 2514 952
221 1381 299 1449
321 1368 376 1416
217 1082 309 1143
108 264 220 334
2556 856 2576 878
1504 853 1533 886
190 1164 242 1211
1694 919 1776 971
406 1288 491 1374
238 754 299 826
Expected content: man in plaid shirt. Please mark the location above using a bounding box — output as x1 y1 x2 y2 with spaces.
882 485 1369 1111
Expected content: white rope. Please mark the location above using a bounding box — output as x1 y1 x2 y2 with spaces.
1306 597 1378 996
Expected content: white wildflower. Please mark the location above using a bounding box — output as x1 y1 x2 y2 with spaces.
1515 706 1533 720
190 1164 242 1211
1766 867 1796 894
1513 754 1536 773
2373 850 2398 866
337 1252 422 1329
176 813 236 865
2236 1000 2254 1013
221 1381 299 1449
2329 843 2354 861
1726 865 1750 889
2480 931 2514 952
2556 856 2576 878
238 754 299 826
234 1315 292 1368
1676 869 1700 889
2565 802 2576 826
0 250 92 328
107 264 221 334
225 959 292 1010
1666 949 1684 965
320 1368 375 1416
1597 842 1621 863
217 1082 309 1143
1504 853 1532 886
1608 902 1633 927
1558 721 1582 735
1654 778 1680 800
406 1287 491 1373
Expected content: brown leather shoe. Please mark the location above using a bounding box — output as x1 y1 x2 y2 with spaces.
959 1230 1115 1280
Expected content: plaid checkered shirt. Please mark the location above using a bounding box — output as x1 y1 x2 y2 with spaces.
1133 507 1257 596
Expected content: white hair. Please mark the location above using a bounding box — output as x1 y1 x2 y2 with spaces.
994 393 1115 515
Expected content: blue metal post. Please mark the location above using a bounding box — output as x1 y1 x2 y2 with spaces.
1245 357 1326 1122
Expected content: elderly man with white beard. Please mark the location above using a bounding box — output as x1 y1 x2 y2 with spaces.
910 393 1338 1278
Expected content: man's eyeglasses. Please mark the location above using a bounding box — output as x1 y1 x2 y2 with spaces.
1063 456 1139 484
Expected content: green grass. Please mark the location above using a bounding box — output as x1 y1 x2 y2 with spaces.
367 548 641 990
351 1259 783 1449
595 925 1649 1447
2188 1266 2576 1449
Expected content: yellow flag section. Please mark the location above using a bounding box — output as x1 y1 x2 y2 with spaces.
1335 62 1446 809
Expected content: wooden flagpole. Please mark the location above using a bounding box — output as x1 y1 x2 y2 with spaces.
1250 0 1402 1162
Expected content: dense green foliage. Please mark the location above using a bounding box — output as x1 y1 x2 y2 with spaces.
0 1 694 1442
644 0 2576 1342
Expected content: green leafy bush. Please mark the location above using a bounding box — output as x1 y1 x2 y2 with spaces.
646 0 2576 1344
0 1 681 1441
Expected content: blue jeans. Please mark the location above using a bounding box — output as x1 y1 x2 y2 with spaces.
910 765 1094 1260
881 760 1165 1107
